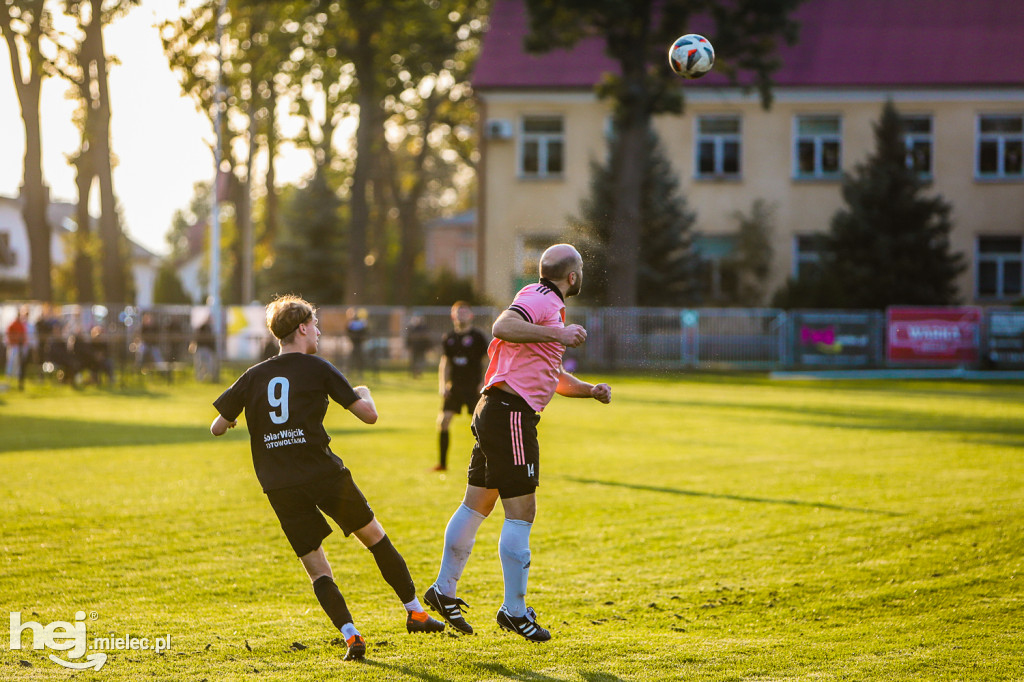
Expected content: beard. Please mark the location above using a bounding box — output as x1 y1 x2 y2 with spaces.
567 278 582 297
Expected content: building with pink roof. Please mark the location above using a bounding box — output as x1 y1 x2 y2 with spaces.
473 0 1024 304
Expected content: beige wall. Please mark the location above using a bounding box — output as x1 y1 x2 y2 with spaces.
479 88 1024 304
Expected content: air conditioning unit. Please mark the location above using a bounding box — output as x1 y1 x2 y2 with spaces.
485 119 513 140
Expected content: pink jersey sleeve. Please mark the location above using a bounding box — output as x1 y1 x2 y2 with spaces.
508 286 561 327
484 283 567 412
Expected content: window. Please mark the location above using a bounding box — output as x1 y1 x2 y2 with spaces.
520 116 564 178
977 236 1024 299
901 115 933 179
793 234 825 281
794 116 841 179
977 115 1024 179
696 116 741 178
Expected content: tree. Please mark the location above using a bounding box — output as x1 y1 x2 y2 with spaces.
160 0 294 304
572 128 698 306
724 199 774 306
524 0 802 305
265 170 347 304
58 0 138 304
775 100 965 309
1 0 54 301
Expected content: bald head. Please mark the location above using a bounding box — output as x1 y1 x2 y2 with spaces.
539 243 583 297
539 244 582 281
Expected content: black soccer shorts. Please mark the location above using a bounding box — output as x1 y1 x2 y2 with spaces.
265 468 375 557
467 388 541 498
443 388 481 415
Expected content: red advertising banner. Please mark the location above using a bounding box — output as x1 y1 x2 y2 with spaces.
886 307 982 364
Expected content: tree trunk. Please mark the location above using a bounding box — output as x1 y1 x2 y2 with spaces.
346 3 380 304
73 153 96 303
3 5 52 301
89 0 126 303
605 5 653 307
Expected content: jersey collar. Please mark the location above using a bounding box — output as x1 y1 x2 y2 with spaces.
539 277 565 302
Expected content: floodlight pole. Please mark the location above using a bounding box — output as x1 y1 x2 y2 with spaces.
209 0 228 379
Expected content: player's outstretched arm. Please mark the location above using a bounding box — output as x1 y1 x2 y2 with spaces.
210 414 237 436
492 310 587 347
555 370 611 403
348 386 378 424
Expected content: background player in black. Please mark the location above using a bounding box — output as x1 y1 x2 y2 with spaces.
435 301 488 471
210 295 443 661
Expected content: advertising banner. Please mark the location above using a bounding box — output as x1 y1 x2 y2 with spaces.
987 310 1024 368
886 307 981 364
790 311 883 367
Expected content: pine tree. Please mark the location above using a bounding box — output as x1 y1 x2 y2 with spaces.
573 129 699 306
266 169 347 303
775 100 965 309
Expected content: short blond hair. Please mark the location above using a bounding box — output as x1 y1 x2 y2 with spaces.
266 295 314 341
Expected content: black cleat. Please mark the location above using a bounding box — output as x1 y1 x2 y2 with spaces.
343 634 366 661
406 610 445 633
496 606 551 642
423 584 474 634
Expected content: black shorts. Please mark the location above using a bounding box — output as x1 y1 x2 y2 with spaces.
265 468 375 557
467 388 541 498
443 388 481 415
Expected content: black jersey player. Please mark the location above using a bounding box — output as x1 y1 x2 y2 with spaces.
210 295 443 661
435 301 488 471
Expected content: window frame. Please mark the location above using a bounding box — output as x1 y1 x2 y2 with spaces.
793 115 843 181
518 114 565 180
900 114 934 180
793 233 826 281
976 114 1024 180
976 235 1024 300
694 115 742 180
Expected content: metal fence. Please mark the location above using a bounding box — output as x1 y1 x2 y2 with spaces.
1 302 1020 382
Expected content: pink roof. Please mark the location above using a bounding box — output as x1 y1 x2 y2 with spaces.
473 0 1024 91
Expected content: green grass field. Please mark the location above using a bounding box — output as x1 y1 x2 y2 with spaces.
1 371 1022 681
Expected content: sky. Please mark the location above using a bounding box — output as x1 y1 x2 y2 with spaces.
0 0 311 256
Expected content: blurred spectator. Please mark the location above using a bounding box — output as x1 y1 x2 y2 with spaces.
5 309 28 390
35 305 59 369
190 316 217 382
346 307 368 379
406 315 432 378
135 312 164 368
82 326 116 387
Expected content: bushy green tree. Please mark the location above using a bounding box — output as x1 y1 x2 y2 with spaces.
265 170 346 303
572 128 698 306
774 100 965 309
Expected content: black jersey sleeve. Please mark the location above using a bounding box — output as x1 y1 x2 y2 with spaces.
213 370 251 421
324 359 360 408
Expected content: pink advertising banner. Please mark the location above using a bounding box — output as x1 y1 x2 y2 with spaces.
886 307 982 364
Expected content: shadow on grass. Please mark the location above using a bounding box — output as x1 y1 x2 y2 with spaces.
628 393 1024 442
560 476 905 516
0 413 397 454
362 659 612 681
0 414 210 453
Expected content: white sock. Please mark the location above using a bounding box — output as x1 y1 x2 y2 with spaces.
404 597 424 613
498 518 532 618
436 503 487 597
340 623 359 640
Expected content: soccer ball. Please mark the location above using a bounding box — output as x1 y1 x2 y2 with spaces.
668 34 715 79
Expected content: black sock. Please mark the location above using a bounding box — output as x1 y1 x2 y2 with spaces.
312 575 354 631
439 430 449 468
367 535 416 604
